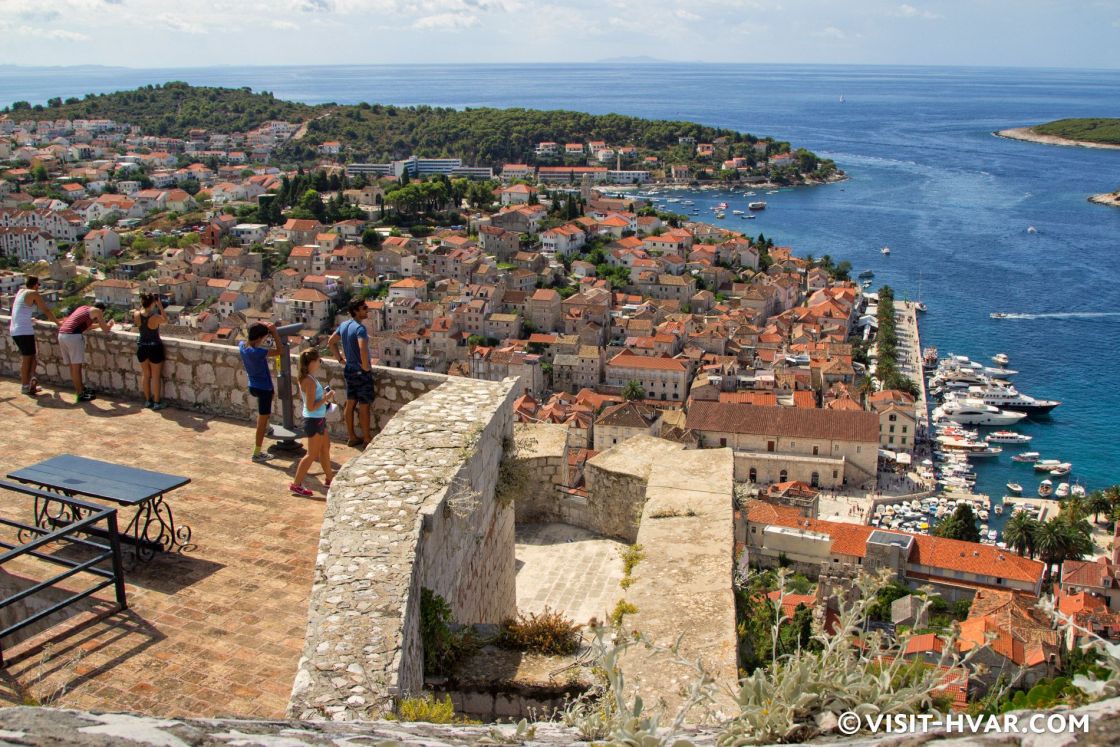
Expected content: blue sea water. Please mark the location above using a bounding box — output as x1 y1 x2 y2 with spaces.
3 63 1119 500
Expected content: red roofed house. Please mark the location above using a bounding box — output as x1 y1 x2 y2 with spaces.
687 401 879 489
744 500 1046 603
605 351 691 403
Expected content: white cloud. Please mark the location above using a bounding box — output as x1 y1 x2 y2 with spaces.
894 4 941 20
412 12 479 29
675 9 702 22
157 13 205 34
270 20 300 30
814 25 846 39
43 28 91 41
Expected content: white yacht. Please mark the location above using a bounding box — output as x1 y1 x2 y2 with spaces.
992 353 1010 366
966 447 1003 459
958 386 1060 415
986 430 1033 444
984 366 1018 378
1039 479 1053 497
934 399 1027 426
1033 459 1063 472
1011 451 1041 463
1071 484 1086 497
1056 482 1070 498
748 201 767 210
881 246 891 255
1007 482 1023 494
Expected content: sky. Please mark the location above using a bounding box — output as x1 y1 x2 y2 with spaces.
1 0 1119 69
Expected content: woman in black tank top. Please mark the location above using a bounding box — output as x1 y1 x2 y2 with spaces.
134 293 168 410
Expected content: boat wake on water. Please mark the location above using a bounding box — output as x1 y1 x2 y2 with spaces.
990 312 1120 320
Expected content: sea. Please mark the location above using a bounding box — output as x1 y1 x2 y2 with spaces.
3 63 1119 507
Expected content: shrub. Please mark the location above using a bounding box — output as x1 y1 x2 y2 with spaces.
608 600 638 628
497 608 581 656
419 588 476 677
391 693 479 724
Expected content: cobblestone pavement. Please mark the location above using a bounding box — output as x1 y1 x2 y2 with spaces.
0 378 361 718
514 522 626 626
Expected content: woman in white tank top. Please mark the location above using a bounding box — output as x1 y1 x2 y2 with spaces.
8 276 58 395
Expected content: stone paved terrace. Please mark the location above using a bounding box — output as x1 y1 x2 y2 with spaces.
514 522 626 626
0 377 364 718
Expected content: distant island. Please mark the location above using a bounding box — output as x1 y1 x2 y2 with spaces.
0 81 841 186
996 118 1120 208
996 118 1120 150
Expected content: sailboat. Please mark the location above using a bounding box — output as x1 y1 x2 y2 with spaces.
839 94 845 103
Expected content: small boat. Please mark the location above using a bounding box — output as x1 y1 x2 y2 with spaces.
1056 482 1070 498
984 367 1018 379
881 246 891 255
748 201 767 210
991 312 1010 319
994 504 1004 515
731 209 744 215
1027 226 1037 234
1049 464 1072 477
987 529 998 541
715 212 726 219
1007 482 1023 494
915 301 928 313
1012 451 1041 463
858 270 875 279
992 353 1010 366
1033 459 1062 472
986 431 1032 444
966 447 1003 459
1039 479 1053 497
1071 483 1086 497
979 510 989 521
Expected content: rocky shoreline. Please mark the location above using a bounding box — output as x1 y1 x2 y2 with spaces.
995 126 1120 151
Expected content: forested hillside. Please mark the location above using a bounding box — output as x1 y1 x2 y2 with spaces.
1033 118 1120 145
1 82 317 136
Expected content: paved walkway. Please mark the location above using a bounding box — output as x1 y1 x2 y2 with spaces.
0 378 362 718
514 523 625 626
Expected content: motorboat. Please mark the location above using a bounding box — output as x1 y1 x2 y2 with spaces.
991 312 1010 319
858 270 875 279
984 366 1018 378
1012 451 1041 463
716 213 726 219
748 201 767 210
987 529 998 541
986 430 1032 444
881 246 891 255
1049 464 1072 477
956 385 1059 415
1039 479 1053 497
1071 483 1086 497
934 399 1027 426
1033 459 1063 472
1007 482 1023 494
994 504 1004 515
966 447 1003 459
1056 482 1070 498
992 353 1010 366
979 510 989 520
732 209 744 215
915 302 928 313
1027 226 1037 234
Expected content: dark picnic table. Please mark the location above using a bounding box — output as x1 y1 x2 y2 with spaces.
8 455 192 563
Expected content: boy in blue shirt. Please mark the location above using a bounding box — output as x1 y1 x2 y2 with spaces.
328 298 374 448
239 322 283 462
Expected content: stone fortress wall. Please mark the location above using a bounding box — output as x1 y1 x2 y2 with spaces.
288 376 520 720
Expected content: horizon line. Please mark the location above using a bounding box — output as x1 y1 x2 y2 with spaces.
2 61 1119 74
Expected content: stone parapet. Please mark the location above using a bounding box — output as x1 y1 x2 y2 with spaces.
583 435 687 542
0 317 446 438
288 375 520 721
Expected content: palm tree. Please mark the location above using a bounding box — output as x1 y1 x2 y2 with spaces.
1088 490 1112 524
1034 520 1067 570
1004 512 1035 558
622 380 645 402
1061 494 1087 523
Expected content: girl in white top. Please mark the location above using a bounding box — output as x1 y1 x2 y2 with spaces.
8 276 57 395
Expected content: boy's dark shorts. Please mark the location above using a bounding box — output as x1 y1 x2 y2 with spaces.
248 386 274 416
344 368 374 404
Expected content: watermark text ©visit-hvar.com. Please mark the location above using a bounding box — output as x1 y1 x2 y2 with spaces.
836 711 1090 736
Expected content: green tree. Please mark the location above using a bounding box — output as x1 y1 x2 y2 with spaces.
30 163 49 182
622 380 646 401
1087 491 1111 523
1004 511 1040 558
933 504 981 543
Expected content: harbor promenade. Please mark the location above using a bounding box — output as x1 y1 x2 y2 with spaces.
895 301 929 430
